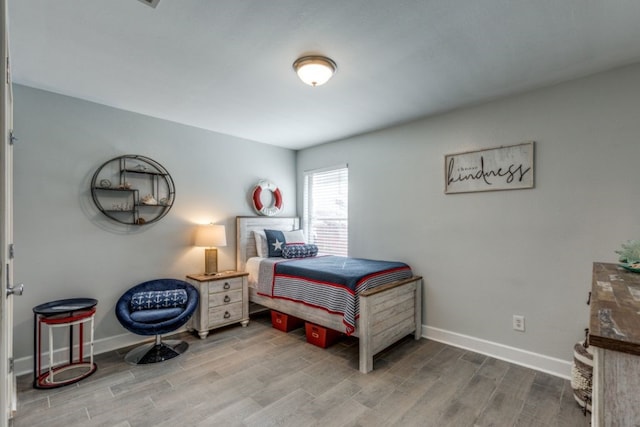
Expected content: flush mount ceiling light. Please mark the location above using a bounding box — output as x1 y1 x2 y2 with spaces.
292 56 337 87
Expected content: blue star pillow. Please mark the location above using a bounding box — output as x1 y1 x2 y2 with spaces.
264 229 286 257
264 229 306 257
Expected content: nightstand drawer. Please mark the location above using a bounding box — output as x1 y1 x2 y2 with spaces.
208 303 243 325
208 289 242 308
208 277 243 294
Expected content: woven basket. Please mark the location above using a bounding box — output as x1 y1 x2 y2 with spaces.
571 340 593 413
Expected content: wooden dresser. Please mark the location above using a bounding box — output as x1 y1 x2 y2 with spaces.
589 262 640 426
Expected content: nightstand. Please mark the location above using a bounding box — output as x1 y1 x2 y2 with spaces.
186 271 249 339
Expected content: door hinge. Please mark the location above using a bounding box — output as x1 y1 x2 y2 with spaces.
9 131 17 145
8 357 14 374
9 244 14 259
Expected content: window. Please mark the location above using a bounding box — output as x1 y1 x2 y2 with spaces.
303 165 348 256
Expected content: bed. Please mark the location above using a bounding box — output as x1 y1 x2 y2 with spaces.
236 216 423 373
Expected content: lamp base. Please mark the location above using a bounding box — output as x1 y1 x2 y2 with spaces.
204 248 218 275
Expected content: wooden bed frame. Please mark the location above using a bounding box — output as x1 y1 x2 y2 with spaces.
236 216 423 373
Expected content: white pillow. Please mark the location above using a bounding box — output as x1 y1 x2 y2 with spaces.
283 229 306 245
253 230 268 258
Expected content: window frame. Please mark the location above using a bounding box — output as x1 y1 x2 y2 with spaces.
302 164 348 257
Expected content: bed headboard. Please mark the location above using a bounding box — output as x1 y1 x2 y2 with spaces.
236 216 299 272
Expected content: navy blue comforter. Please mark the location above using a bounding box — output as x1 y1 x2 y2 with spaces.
270 256 413 334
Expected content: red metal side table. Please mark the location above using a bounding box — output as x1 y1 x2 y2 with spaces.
32 298 98 389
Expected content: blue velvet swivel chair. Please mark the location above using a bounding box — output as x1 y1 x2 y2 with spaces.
115 278 199 364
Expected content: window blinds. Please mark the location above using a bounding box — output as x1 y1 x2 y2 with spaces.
303 165 348 257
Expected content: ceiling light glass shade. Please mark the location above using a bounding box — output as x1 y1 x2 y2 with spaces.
293 56 337 87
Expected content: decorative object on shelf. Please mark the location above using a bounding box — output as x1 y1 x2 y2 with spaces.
619 262 640 273
251 179 283 216
194 223 227 275
616 240 640 263
90 154 175 225
111 202 132 211
615 240 640 272
141 194 158 205
292 55 337 87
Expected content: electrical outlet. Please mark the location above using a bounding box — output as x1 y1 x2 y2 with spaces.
513 315 525 332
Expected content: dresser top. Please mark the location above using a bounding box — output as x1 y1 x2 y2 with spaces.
589 262 640 355
187 271 248 282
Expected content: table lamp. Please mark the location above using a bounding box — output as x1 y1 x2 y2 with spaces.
195 223 227 275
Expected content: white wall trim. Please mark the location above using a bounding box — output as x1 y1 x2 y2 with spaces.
14 329 187 377
423 325 572 379
17 324 572 379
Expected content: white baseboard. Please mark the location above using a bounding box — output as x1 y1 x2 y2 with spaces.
423 325 572 380
14 329 186 377
16 325 572 380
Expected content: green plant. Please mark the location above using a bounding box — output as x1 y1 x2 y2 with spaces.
615 240 640 263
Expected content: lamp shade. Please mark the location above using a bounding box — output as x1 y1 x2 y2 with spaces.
293 56 337 87
194 224 227 247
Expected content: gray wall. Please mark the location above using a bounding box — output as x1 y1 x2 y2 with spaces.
12 62 640 373
297 63 640 366
12 85 296 363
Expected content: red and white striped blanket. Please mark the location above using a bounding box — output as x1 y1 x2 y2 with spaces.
256 255 412 335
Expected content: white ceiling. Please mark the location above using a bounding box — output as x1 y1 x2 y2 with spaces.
8 0 640 150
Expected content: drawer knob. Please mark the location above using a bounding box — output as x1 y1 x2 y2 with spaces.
223 282 231 290
224 295 231 303
224 311 231 319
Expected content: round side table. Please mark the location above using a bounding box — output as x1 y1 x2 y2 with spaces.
32 298 98 389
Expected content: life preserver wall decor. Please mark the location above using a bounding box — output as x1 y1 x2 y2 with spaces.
252 179 283 216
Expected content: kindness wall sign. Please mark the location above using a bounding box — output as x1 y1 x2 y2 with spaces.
444 141 535 194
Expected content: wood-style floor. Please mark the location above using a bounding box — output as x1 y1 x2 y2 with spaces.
13 314 590 427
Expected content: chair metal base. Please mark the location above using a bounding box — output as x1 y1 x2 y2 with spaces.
124 337 188 365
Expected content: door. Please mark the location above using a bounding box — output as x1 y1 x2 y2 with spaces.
1 0 18 425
